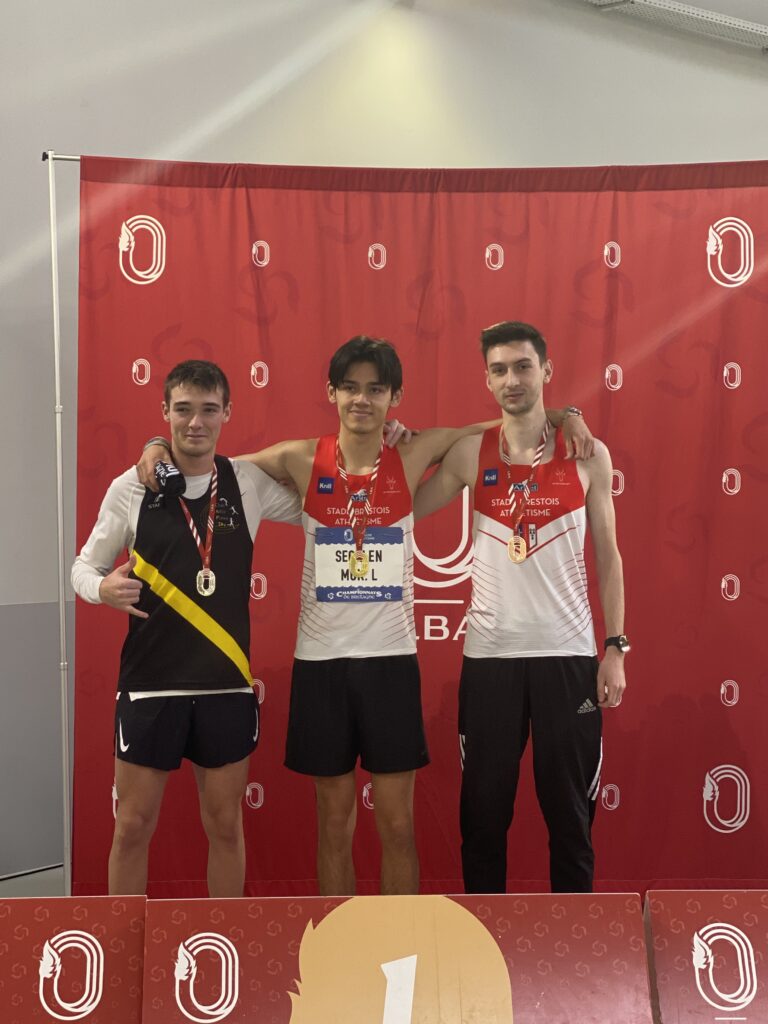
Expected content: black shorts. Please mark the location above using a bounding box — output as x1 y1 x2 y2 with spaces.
284 654 429 777
114 690 259 771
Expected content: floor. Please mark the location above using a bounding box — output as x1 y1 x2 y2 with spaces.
0 866 65 897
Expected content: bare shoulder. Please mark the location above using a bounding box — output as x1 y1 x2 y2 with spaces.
579 438 612 491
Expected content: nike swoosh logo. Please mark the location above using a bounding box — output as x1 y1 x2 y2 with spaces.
118 720 130 753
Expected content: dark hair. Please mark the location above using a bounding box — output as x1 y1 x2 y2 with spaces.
328 336 403 394
164 360 230 406
480 321 547 365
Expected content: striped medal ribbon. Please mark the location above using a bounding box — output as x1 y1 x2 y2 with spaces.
499 420 550 564
335 438 382 580
178 463 218 596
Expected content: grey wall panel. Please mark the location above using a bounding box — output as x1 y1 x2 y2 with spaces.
0 601 73 878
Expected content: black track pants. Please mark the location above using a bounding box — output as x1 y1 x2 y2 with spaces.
459 655 602 894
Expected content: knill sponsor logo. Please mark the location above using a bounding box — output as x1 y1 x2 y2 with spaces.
39 931 105 1020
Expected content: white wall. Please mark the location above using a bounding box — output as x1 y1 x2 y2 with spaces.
2 0 767 875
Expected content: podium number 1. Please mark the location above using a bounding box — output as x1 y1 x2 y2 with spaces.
381 955 417 1023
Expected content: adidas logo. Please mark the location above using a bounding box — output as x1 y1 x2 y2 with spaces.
577 698 597 715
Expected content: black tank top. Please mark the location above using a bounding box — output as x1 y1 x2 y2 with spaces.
118 456 253 692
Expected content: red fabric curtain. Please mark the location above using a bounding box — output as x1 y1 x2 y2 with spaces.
75 156 768 896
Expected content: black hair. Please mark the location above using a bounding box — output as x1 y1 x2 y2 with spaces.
164 360 230 406
327 336 403 394
480 321 547 365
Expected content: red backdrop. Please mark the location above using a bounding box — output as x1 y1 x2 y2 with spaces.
74 156 768 896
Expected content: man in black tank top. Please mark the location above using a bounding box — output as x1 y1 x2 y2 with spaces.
72 360 300 896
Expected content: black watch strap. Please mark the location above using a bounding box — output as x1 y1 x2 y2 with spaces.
604 635 631 653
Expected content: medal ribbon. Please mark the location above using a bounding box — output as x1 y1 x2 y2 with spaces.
335 438 382 551
500 420 550 533
178 463 218 573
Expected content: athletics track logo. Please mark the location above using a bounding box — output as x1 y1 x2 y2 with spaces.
38 930 105 1020
707 217 754 289
174 932 239 1023
703 765 750 833
118 215 166 285
692 922 757 1013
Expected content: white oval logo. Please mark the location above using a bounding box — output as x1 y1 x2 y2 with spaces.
245 782 264 810
251 240 270 267
362 782 374 810
119 215 166 285
174 932 239 1023
707 217 754 289
721 574 740 601
132 358 151 386
39 931 105 1021
250 573 267 601
603 241 621 268
722 468 741 495
485 243 504 271
605 364 623 392
611 470 625 497
703 765 750 833
368 243 387 270
720 680 739 707
692 923 757 1012
723 362 742 390
601 784 620 811
252 678 265 705
250 361 269 389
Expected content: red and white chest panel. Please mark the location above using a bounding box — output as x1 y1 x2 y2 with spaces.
465 427 596 659
296 435 416 660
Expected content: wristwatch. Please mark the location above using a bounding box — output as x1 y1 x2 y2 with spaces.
563 406 583 419
604 635 631 654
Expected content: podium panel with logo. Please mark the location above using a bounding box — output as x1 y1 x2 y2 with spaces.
0 896 146 1024
141 893 653 1023
646 890 768 1023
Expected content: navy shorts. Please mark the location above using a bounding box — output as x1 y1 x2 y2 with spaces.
114 690 259 771
285 654 429 776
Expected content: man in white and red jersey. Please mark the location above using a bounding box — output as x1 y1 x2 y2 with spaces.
138 336 594 897
415 321 627 894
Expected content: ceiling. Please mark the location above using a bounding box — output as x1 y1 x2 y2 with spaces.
683 1 768 20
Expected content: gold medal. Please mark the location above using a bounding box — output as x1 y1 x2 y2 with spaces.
508 536 527 564
196 568 217 596
349 550 369 579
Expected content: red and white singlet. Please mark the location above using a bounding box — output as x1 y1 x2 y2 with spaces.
464 427 596 659
295 435 416 660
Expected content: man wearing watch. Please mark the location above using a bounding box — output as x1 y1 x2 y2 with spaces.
414 321 627 894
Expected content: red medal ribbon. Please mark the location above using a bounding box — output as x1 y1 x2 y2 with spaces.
500 420 550 534
178 463 218 573
335 438 382 552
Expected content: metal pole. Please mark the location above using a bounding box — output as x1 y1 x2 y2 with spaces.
44 149 78 896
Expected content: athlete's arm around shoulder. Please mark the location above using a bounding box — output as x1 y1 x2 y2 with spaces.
234 438 316 498
399 420 499 492
231 458 303 533
582 441 626 708
413 434 481 521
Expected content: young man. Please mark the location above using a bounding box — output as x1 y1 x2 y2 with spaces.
414 321 628 894
71 360 302 896
139 336 593 896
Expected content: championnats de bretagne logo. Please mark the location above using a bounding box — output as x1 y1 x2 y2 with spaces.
707 217 754 289
119 215 166 285
703 765 750 833
174 932 239 1023
38 930 105 1020
692 922 757 1013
